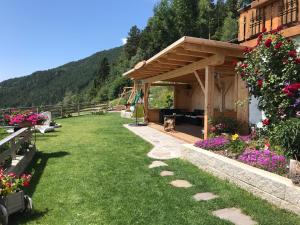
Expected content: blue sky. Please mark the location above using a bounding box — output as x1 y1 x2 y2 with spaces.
0 0 157 82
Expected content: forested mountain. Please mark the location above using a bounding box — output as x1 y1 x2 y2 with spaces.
0 47 122 108
0 0 240 108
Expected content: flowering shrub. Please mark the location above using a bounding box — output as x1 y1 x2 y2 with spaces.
0 169 31 196
209 117 240 135
227 134 247 155
239 148 287 174
194 136 229 150
8 111 47 127
236 27 300 125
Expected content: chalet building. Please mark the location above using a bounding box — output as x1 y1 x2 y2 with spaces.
238 0 300 47
123 0 300 141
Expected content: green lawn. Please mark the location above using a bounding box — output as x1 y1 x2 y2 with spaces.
11 113 300 225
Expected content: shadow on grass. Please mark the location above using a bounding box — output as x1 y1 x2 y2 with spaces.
9 150 70 225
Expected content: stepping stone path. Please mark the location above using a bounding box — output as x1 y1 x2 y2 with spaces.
213 208 257 225
160 171 174 177
193 192 219 201
170 180 193 188
149 161 168 169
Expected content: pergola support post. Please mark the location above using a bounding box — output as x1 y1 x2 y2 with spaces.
143 83 150 123
204 66 215 140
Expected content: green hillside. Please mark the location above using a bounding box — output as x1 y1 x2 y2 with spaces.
0 46 122 108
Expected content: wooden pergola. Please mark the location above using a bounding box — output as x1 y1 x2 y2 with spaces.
123 36 248 139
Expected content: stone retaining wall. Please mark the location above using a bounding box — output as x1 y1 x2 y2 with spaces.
182 144 300 215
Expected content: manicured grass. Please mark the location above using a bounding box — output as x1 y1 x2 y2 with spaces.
11 113 300 225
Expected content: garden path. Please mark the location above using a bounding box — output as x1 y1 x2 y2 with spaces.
125 124 258 225
124 124 184 159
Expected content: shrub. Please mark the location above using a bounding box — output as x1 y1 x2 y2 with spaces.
270 118 300 159
239 148 287 174
209 117 240 135
194 136 229 150
236 27 300 126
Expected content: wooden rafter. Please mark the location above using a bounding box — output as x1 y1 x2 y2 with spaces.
194 71 205 94
143 54 225 84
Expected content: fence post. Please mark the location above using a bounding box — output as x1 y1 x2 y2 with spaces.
60 105 63 118
77 104 80 116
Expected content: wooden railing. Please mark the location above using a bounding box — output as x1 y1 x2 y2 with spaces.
0 102 110 122
0 128 32 169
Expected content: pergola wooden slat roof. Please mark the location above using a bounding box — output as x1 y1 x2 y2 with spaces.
123 36 244 82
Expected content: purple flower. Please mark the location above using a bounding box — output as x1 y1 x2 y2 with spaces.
238 148 287 174
194 136 229 150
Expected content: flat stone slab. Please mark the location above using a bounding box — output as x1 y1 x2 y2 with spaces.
124 124 184 160
160 171 174 177
170 179 192 188
213 208 257 225
193 192 219 201
149 161 168 169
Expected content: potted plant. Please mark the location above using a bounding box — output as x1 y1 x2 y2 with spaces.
0 169 32 225
7 111 47 131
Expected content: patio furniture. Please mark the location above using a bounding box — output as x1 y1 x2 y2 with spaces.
159 109 204 126
164 115 175 131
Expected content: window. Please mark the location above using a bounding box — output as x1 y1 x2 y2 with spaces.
280 0 298 25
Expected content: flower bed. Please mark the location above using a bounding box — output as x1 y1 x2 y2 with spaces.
194 134 289 176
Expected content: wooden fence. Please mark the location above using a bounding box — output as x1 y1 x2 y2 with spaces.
0 128 32 169
0 102 110 122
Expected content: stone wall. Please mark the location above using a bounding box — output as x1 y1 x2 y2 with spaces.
182 144 300 215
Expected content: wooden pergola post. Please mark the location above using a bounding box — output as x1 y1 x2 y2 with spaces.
143 83 150 123
204 66 215 140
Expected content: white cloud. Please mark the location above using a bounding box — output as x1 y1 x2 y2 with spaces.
121 38 127 45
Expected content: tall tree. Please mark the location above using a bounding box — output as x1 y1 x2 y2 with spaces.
172 0 199 37
197 0 214 39
124 25 141 60
220 12 238 41
94 57 110 88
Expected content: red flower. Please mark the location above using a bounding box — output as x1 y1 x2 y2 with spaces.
295 58 300 64
274 41 283 49
232 60 238 66
277 25 283 31
243 47 253 54
288 50 297 58
262 119 270 126
262 27 267 33
23 181 30 187
264 39 272 48
241 63 248 68
257 79 263 88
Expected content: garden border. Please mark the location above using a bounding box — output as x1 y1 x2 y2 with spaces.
182 144 300 215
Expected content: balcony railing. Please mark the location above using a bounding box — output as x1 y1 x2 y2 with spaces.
280 0 298 25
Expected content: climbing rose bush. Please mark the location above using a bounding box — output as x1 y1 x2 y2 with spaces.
236 27 300 125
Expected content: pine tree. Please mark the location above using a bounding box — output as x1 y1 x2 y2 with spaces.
172 0 199 37
124 26 141 60
220 12 238 41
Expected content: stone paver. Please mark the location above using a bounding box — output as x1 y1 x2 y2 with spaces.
212 208 257 225
124 124 184 159
149 161 168 169
170 180 193 188
160 171 174 177
193 192 219 201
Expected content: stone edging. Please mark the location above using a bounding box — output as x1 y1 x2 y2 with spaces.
182 144 300 215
